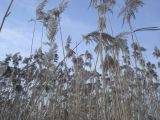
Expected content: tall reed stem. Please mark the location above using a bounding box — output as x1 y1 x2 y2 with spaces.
0 0 14 32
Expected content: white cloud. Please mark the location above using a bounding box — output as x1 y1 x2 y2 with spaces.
0 22 46 59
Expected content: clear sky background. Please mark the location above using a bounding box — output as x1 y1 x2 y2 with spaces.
0 0 160 63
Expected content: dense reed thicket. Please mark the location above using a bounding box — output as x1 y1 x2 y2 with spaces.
0 0 160 120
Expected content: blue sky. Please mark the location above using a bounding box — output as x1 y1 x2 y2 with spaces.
0 0 160 63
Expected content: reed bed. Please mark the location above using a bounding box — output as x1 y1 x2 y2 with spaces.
0 0 160 120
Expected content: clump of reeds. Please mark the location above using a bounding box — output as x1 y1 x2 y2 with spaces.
0 0 160 120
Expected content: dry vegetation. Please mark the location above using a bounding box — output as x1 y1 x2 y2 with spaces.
0 0 160 120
